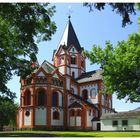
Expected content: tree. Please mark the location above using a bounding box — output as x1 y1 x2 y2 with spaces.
83 3 136 27
84 32 140 102
0 96 18 130
0 3 56 99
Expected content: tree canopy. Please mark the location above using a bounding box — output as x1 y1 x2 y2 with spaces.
0 96 18 130
84 31 140 102
0 3 56 99
83 3 136 27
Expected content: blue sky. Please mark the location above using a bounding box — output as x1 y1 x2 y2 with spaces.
7 3 140 111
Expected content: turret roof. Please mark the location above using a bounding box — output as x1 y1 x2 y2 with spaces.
58 18 82 52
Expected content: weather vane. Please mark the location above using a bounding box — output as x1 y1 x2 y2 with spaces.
67 5 73 19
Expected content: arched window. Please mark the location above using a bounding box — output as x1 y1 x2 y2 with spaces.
71 56 76 64
52 92 59 106
76 109 81 116
90 88 97 98
72 47 75 52
70 109 75 117
53 111 60 120
82 89 88 100
37 90 45 106
72 72 75 78
24 90 31 106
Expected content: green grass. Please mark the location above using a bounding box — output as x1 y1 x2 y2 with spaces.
0 131 140 137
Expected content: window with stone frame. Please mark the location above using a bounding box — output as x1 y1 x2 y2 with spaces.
122 120 128 126
82 89 88 100
71 56 76 64
76 109 81 116
72 71 75 78
53 111 60 120
70 109 75 117
52 92 59 106
90 88 97 98
112 120 118 126
24 90 31 106
37 90 45 106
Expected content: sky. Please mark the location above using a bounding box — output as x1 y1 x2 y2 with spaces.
7 3 140 112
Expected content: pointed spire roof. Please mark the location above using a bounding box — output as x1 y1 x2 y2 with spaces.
58 17 82 52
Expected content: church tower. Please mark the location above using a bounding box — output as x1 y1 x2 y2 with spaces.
52 17 86 79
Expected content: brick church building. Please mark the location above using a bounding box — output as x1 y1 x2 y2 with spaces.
16 17 113 130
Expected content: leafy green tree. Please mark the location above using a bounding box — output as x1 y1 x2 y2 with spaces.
84 32 140 102
83 3 136 27
0 3 56 99
0 96 18 130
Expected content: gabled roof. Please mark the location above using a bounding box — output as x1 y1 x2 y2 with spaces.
41 60 57 74
68 90 98 111
76 69 103 83
33 60 57 75
69 101 82 108
100 109 140 120
57 18 82 52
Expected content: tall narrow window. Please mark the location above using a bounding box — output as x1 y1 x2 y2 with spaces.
53 111 60 120
82 89 88 100
70 109 75 116
72 47 74 52
24 90 31 106
90 88 97 98
77 109 81 116
52 92 59 106
71 56 76 64
37 90 45 106
72 72 75 78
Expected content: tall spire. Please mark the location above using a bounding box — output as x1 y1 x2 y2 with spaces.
58 17 82 52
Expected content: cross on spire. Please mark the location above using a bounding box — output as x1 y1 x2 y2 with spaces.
68 5 72 20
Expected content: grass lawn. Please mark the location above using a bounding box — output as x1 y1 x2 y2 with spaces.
0 131 140 137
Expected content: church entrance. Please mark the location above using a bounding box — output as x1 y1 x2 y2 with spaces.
69 109 82 128
97 123 101 131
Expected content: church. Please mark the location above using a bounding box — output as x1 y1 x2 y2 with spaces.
16 17 113 130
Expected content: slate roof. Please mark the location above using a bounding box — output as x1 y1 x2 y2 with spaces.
41 60 57 74
58 19 82 52
91 117 100 122
68 90 99 111
76 69 103 83
68 101 82 108
100 109 140 120
33 60 57 74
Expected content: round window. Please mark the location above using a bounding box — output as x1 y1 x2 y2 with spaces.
25 111 30 116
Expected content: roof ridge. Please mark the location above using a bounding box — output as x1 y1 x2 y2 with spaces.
67 90 98 110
